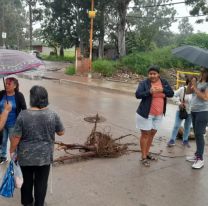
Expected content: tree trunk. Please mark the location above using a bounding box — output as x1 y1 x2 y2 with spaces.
53 46 58 55
60 46 64 57
79 37 84 56
117 0 131 58
98 39 104 59
118 24 126 58
98 8 105 59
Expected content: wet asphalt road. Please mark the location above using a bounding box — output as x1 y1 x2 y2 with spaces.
0 78 208 206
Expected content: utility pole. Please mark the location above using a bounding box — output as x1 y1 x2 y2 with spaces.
88 0 96 75
2 2 6 48
29 1 33 51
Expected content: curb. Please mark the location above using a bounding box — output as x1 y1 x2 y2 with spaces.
57 78 135 96
55 78 175 104
19 74 176 104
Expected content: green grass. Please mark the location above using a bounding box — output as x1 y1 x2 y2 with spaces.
41 49 75 62
65 65 76 75
92 59 117 77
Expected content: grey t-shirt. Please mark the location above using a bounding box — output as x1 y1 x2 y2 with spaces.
191 82 208 112
12 109 64 166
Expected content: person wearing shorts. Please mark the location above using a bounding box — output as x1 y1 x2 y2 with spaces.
135 65 174 167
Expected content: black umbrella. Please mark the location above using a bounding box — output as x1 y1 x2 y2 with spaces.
172 45 208 68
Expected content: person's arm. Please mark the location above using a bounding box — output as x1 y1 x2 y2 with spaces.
192 86 208 101
18 92 27 110
135 80 151 99
0 102 12 130
190 77 208 100
10 136 21 154
55 113 65 136
172 87 182 105
162 79 174 97
9 113 23 157
174 87 183 98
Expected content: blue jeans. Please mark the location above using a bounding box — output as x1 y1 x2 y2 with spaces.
170 111 192 142
192 111 208 159
0 126 14 158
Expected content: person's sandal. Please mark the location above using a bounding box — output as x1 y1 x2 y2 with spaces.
141 159 150 167
147 154 158 161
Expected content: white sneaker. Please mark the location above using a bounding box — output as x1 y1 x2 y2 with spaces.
192 159 204 169
186 156 196 162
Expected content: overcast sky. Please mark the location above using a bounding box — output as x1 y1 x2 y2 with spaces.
170 0 208 33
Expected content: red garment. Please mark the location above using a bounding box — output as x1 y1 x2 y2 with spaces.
149 80 165 116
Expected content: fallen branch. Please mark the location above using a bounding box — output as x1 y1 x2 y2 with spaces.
53 152 97 163
54 114 135 163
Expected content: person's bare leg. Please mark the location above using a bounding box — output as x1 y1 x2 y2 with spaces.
146 129 157 156
140 130 151 159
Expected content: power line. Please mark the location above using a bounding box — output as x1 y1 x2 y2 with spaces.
128 1 186 9
127 14 207 20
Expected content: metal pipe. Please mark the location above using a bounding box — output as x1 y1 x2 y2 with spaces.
89 0 95 73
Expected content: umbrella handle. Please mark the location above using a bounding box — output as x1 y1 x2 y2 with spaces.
3 78 8 103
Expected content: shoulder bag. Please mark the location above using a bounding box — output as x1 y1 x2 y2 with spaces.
179 87 188 120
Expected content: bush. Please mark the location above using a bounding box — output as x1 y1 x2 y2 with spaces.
183 33 208 49
92 59 117 77
65 65 75 75
121 53 152 75
121 46 187 75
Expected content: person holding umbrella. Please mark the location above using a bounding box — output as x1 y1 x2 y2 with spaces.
135 65 174 167
186 68 208 169
0 102 12 130
0 77 26 164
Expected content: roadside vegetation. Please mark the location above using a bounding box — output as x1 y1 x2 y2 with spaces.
3 0 207 79
92 59 118 77
65 65 76 75
41 50 75 63
91 33 208 76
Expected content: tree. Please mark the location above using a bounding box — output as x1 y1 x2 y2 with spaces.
40 0 89 56
178 17 194 35
93 0 112 58
126 0 176 52
24 0 42 50
183 33 208 48
0 0 27 49
186 0 208 23
114 0 131 57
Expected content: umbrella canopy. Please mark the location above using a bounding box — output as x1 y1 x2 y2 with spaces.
0 49 43 75
172 45 208 68
0 161 15 198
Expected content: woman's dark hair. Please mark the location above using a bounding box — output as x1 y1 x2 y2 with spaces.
148 65 160 74
30 85 49 108
185 76 197 85
200 68 208 82
185 77 191 85
6 77 19 92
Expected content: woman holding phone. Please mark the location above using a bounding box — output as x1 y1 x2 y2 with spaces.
186 68 208 169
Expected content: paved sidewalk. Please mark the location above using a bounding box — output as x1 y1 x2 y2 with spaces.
42 69 138 95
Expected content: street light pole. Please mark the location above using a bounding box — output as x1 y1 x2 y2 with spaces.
89 0 95 75
2 2 6 48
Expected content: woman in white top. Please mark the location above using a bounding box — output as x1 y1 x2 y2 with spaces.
167 77 193 147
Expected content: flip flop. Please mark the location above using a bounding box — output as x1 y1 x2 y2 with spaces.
147 154 158 161
141 158 150 167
